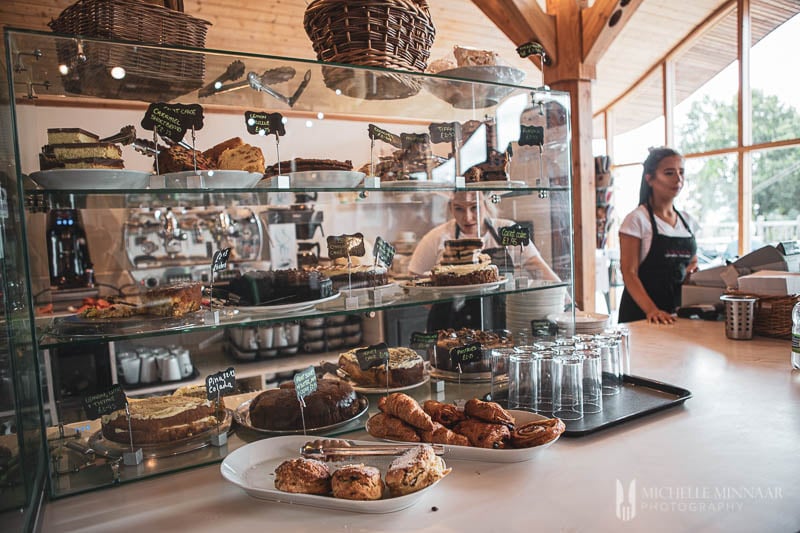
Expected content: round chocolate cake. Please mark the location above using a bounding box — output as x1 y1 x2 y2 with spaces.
433 328 514 373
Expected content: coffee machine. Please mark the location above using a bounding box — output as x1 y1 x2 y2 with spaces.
47 208 96 290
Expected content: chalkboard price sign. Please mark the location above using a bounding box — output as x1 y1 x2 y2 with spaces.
327 233 365 260
293 366 318 402
83 384 127 419
516 41 545 59
368 124 401 148
141 103 204 144
373 236 396 268
206 367 236 399
355 343 390 371
499 224 531 247
401 132 430 150
519 125 545 147
429 122 461 144
449 342 482 367
409 331 438 350
212 248 232 273
244 111 286 137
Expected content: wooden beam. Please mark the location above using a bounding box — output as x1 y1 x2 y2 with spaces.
471 0 557 65
582 0 644 66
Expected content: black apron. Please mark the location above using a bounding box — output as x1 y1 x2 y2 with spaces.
618 205 697 323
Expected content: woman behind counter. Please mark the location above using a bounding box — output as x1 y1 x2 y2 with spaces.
618 147 699 324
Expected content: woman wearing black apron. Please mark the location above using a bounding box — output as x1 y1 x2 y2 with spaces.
618 147 699 324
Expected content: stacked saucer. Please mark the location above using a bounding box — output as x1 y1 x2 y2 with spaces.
505 285 566 339
546 310 611 336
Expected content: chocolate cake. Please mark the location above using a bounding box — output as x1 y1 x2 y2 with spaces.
264 158 353 178
156 145 213 173
311 258 388 290
227 269 334 306
431 239 499 286
433 328 514 373
141 282 202 317
248 379 365 431
101 396 218 445
338 346 424 388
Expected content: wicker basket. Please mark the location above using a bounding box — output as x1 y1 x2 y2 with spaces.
729 291 799 338
304 0 436 73
48 0 211 102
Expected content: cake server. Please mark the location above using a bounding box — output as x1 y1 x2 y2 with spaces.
300 439 444 460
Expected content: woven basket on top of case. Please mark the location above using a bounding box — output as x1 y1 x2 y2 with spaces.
303 0 436 100
48 0 211 102
729 291 799 339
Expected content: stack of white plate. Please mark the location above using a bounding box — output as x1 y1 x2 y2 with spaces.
546 311 611 336
505 286 566 338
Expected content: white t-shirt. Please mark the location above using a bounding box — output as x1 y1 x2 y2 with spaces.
619 205 700 264
408 219 542 275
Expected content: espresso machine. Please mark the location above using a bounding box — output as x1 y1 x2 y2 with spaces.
46 208 99 309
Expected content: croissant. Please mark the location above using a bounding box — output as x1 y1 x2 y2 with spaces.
464 398 515 427
367 412 421 442
419 421 471 446
422 400 466 428
454 419 510 449
378 393 435 431
510 418 566 448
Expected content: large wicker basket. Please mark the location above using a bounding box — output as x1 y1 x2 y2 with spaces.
752 293 799 338
48 0 211 102
304 0 436 73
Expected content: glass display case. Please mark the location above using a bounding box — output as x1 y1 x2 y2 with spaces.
1 27 574 502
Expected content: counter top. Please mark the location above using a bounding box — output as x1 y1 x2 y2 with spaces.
40 320 800 532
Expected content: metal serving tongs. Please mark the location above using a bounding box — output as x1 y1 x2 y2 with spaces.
300 439 444 461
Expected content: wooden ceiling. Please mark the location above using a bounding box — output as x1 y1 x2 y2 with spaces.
1 0 797 132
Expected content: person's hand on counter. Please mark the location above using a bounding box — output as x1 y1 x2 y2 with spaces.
646 308 676 324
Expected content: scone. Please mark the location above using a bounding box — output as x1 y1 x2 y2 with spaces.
274 458 331 495
331 464 384 501
384 445 451 497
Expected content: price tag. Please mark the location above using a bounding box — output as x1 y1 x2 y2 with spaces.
499 224 531 247
245 111 286 137
212 247 232 273
327 233 365 259
516 41 545 59
356 343 390 371
429 122 461 144
82 385 127 419
409 331 438 351
519 125 545 147
373 236 396 268
531 319 558 340
449 342 482 367
293 366 318 403
141 103 204 144
368 124 401 148
401 132 430 150
206 367 236 400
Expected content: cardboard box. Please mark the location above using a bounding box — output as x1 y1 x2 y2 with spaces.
737 270 800 296
681 285 725 306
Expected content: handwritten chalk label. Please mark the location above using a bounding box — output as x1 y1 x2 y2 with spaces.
82 384 127 419
401 132 430 150
356 343 390 371
206 367 236 399
410 331 438 350
244 111 286 137
499 224 531 247
368 124 401 148
531 319 558 339
516 41 545 58
519 125 545 147
373 236 396 268
293 366 318 402
429 122 461 144
212 247 232 273
449 342 482 366
327 233 365 259
141 103 204 143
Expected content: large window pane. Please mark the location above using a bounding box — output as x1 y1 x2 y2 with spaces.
610 71 664 165
752 145 800 247
674 8 738 153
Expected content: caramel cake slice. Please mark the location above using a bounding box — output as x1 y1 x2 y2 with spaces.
101 396 218 444
44 142 122 160
47 128 100 144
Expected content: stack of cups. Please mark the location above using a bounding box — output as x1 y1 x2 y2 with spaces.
577 347 603 414
592 334 622 396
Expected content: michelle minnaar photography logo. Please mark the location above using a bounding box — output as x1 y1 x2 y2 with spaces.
616 479 783 521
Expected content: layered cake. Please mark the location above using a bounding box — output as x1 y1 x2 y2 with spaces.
433 328 514 373
430 239 499 286
47 128 100 144
140 282 202 317
338 346 425 388
248 379 365 431
101 395 218 444
311 258 388 290
40 129 125 170
264 158 353 178
227 269 334 306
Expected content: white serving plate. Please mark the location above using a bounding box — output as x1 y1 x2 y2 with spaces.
379 179 454 189
402 277 506 296
236 292 341 315
161 169 263 188
464 180 526 194
29 169 150 190
220 435 449 513
366 409 560 463
263 170 365 188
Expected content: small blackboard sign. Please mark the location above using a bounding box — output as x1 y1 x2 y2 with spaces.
516 41 545 59
212 247 232 273
368 124 401 148
327 233 365 260
206 367 236 399
519 125 545 147
83 384 127 419
449 342 482 367
499 224 531 247
141 103 204 144
531 319 558 340
409 331 438 351
401 132 430 150
356 343 390 371
429 122 461 144
293 366 318 402
245 111 286 137
373 236 396 268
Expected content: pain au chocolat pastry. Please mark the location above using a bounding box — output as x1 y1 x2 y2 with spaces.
385 445 450 497
274 458 332 495
454 419 511 449
331 464 384 500
378 393 434 432
422 400 466 428
464 398 515 427
510 418 566 448
419 422 470 447
367 412 421 442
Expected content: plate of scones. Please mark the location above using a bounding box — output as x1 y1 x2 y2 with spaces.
221 436 450 513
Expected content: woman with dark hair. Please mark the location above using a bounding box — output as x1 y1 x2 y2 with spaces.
618 147 699 324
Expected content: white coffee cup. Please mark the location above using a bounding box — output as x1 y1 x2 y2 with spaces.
139 355 158 383
160 355 182 382
172 347 193 378
257 326 274 349
119 356 141 385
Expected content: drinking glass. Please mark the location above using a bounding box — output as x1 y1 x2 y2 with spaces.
553 354 584 420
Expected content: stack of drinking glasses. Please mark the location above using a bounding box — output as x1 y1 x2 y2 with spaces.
493 326 631 421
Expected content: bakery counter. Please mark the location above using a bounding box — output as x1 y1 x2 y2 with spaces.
40 319 800 532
